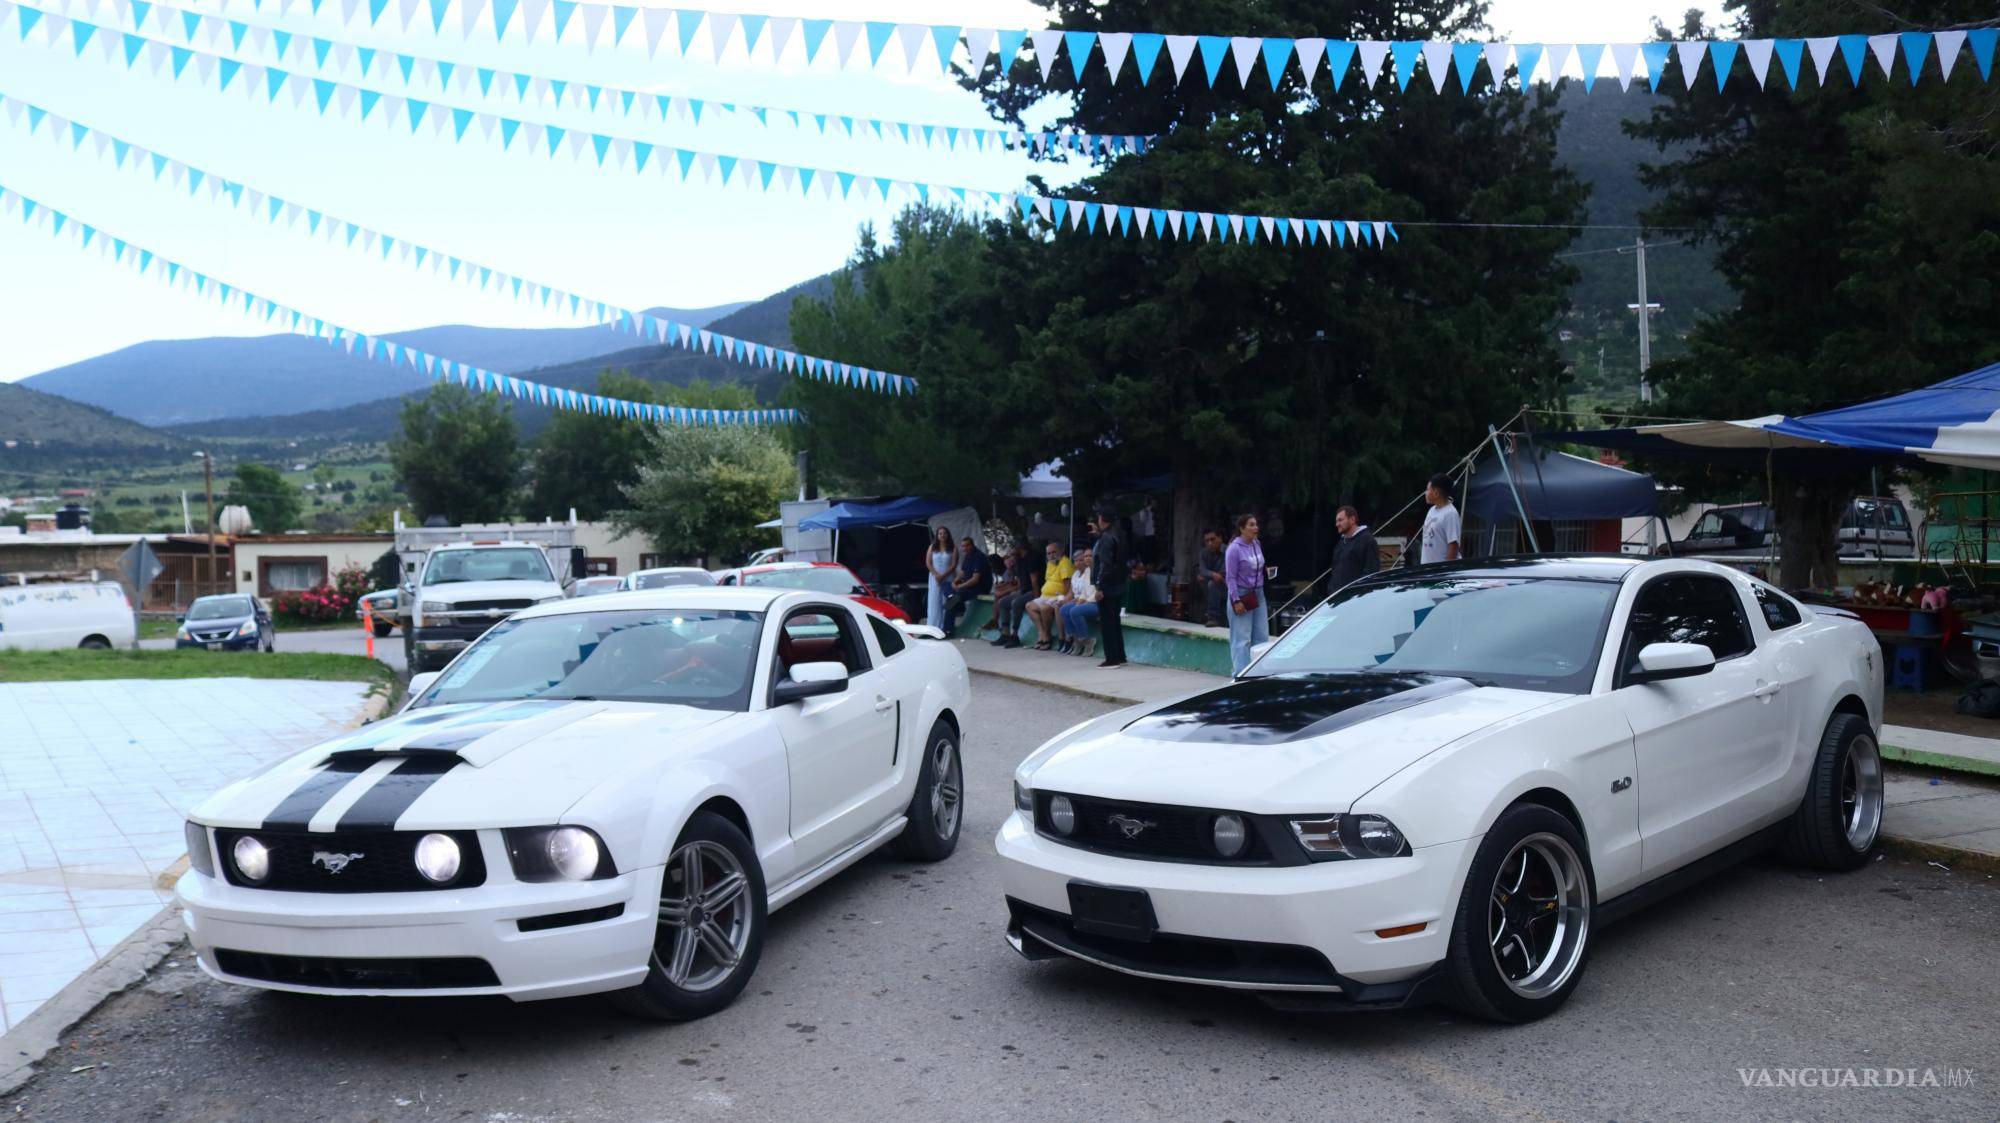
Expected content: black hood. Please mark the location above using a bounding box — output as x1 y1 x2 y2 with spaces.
1122 673 1475 746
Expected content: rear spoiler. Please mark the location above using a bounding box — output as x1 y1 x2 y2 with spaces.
1812 605 1861 621
895 622 947 641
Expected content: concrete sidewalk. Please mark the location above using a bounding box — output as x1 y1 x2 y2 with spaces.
953 638 2000 870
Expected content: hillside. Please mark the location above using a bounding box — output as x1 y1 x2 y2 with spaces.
20 302 752 427
172 276 832 443
0 380 189 470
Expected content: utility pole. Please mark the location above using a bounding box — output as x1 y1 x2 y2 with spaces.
1619 237 1662 403
195 451 216 595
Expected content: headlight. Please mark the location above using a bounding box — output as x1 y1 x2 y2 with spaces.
1048 795 1076 835
413 832 462 883
184 821 215 877
175 627 190 640
236 619 258 637
1211 813 1248 858
1353 815 1407 857
503 826 616 882
535 594 564 605
1286 814 1409 860
419 600 451 617
1013 780 1033 813
232 835 271 882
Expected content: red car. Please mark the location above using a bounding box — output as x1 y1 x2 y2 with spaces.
721 561 909 621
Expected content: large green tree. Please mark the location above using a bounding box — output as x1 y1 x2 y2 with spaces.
225 462 303 533
612 420 796 567
793 0 1586 581
525 373 759 520
1628 0 2000 586
388 384 520 524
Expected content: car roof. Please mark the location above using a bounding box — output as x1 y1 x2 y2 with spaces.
630 566 709 575
190 592 251 602
1351 553 1654 587
741 561 848 574
515 586 817 618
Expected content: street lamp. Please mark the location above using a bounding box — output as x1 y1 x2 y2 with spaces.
193 451 216 595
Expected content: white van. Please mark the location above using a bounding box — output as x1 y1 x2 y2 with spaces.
0 582 136 650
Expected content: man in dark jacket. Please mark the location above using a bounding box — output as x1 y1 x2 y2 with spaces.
1330 505 1380 591
1089 505 1128 667
1197 530 1228 626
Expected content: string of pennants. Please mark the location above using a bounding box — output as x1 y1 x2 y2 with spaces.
0 88 923 396
0 183 803 425
7 10 1400 250
26 0 1154 156
66 0 1998 92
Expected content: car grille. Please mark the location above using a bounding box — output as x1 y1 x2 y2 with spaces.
449 599 534 613
1033 792 1294 866
212 828 486 892
188 627 237 642
214 949 500 989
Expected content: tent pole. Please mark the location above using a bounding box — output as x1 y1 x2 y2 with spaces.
1489 425 1540 553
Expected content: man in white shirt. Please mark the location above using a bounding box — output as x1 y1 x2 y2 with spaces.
1419 472 1461 565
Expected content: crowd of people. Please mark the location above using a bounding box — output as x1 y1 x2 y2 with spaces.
921 476 1465 676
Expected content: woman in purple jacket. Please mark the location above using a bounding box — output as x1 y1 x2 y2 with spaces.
1224 513 1271 675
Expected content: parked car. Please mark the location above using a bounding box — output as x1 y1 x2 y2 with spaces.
572 576 626 597
622 567 718 591
403 543 568 673
1659 496 1914 559
0 581 134 650
998 555 1883 1023
178 587 970 1020
716 562 908 622
175 594 275 653
358 589 399 637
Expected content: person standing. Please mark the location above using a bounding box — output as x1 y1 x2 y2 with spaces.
1224 514 1270 675
923 525 954 632
1197 530 1228 626
1419 473 1462 565
1089 505 1128 667
1330 506 1380 590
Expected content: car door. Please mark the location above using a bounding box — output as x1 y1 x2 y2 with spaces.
768 604 900 866
1612 572 1790 877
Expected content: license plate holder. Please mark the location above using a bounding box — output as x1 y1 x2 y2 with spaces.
1066 882 1157 943
205 642 222 651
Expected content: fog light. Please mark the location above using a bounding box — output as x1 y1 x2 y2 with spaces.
1354 815 1406 857
1212 813 1247 858
232 835 270 882
413 832 461 883
1049 795 1076 835
545 826 600 881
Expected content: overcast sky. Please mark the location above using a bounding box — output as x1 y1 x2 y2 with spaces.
0 0 1716 381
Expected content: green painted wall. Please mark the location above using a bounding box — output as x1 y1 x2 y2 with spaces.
949 598 1233 677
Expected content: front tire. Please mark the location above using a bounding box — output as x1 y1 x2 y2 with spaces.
889 720 963 861
610 811 765 1022
1780 712 1881 870
371 622 394 638
1444 803 1595 1024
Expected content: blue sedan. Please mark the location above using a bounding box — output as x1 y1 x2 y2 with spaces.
174 594 275 653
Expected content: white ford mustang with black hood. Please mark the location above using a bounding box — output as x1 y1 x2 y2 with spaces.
178 588 969 1020
998 556 1883 1022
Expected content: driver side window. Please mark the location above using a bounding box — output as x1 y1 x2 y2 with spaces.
776 608 870 679
1623 574 1753 675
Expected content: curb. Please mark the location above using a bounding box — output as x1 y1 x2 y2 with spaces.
0 682 390 1095
965 664 1147 708
0 907 184 1096
1881 835 2000 877
1881 740 2000 780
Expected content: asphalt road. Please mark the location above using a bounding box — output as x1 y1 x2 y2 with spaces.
143 623 408 673
8 677 1999 1123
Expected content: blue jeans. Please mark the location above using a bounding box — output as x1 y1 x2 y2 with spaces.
1228 594 1270 675
1058 601 1098 636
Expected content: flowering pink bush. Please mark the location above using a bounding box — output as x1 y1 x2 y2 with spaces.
271 565 373 624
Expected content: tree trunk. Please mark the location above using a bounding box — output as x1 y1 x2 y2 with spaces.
1172 452 1203 608
1772 473 1854 590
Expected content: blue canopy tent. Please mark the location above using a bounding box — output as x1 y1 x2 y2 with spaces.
796 497 958 531
1465 444 1657 555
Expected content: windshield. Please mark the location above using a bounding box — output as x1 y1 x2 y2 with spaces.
632 570 715 590
188 596 253 620
419 609 764 710
1249 577 1617 694
742 567 863 595
422 548 553 586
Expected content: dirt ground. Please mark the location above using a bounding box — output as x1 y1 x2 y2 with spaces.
1884 685 2000 738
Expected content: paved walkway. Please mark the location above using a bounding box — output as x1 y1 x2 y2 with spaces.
954 639 2000 868
0 678 371 1033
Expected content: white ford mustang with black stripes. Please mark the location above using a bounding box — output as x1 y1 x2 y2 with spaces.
177 587 969 1020
999 556 1884 1022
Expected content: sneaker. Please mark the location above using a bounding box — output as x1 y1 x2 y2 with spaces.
1098 659 1125 668
989 633 1010 646
1002 635 1022 649
1055 640 1072 655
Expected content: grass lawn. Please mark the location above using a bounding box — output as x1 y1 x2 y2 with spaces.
0 649 402 707
139 618 371 640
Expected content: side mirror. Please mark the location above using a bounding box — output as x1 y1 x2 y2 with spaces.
175 614 186 623
772 661 849 704
1629 642 1715 684
407 671 440 701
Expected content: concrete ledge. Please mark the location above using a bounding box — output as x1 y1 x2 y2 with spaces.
0 907 183 1095
1881 723 2000 779
1880 835 2000 877
951 597 1232 675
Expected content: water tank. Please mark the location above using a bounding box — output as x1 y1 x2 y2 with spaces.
54 503 90 530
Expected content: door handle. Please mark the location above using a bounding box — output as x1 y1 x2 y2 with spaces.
874 696 895 712
1752 682 1783 699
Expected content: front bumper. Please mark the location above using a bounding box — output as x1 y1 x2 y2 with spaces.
176 632 260 651
995 812 1475 992
175 842 663 1002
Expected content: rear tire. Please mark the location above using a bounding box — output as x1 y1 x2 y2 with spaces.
1780 712 1880 870
890 720 963 862
1444 803 1595 1024
610 812 765 1022
78 636 110 650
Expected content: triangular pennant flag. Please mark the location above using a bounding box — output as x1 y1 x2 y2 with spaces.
1261 37 1294 89
1453 42 1484 92
1064 30 1097 79
995 28 1025 74
1966 29 1996 81
1389 40 1423 90
1742 39 1774 88
1675 40 1706 88
1867 33 1897 80
1131 32 1164 82
1545 42 1574 85
1806 36 1839 84
1837 34 1868 84
1420 40 1452 93
865 20 897 66
1195 35 1230 86
1574 43 1604 91
1354 40 1390 87
1229 36 1260 87
1482 42 1513 87
1932 30 1965 82
1099 31 1131 81
928 24 959 73
1165 34 1198 83
1295 37 1327 86
1898 31 1931 84
1709 40 1739 89
1030 29 1062 80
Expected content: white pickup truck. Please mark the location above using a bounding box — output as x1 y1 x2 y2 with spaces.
401 542 569 672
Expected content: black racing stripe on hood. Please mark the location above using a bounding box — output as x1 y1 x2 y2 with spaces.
1122 673 1474 745
335 756 463 830
261 757 378 831
394 700 573 753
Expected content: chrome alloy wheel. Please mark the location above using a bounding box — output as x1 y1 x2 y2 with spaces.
654 839 754 992
1487 832 1591 1000
1842 732 1884 851
929 736 962 841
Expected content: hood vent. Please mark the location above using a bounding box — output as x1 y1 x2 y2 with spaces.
1122 673 1475 746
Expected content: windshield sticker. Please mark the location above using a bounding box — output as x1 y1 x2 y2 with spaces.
438 645 500 689
1271 612 1335 659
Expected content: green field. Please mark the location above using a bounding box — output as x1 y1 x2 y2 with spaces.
11 449 404 534
0 649 398 697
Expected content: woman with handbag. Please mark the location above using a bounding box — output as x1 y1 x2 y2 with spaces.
1224 513 1271 675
